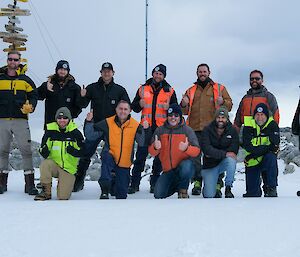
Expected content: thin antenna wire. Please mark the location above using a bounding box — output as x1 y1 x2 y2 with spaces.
145 0 148 81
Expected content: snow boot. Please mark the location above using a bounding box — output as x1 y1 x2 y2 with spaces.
264 186 278 197
100 192 109 199
297 191 300 197
100 183 110 199
214 183 222 198
24 173 38 195
34 183 52 201
128 184 139 194
192 179 202 195
0 172 8 193
178 189 189 199
36 182 43 189
225 186 234 198
150 185 155 194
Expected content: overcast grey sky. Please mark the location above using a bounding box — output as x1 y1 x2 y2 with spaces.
1 0 300 141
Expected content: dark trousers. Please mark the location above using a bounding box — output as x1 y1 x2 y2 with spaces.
192 131 202 181
99 151 130 199
245 153 278 197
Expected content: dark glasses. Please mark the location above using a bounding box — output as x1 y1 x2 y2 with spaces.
250 77 261 81
7 58 20 62
57 116 69 120
168 113 180 117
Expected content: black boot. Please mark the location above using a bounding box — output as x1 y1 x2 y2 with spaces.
225 186 234 198
297 191 300 197
73 172 86 192
192 179 202 195
24 173 38 195
99 181 110 199
264 186 278 197
0 172 8 194
128 184 139 194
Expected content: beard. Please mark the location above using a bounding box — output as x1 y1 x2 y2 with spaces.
216 121 226 129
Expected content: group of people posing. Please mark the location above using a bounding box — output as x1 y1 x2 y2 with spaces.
0 50 288 200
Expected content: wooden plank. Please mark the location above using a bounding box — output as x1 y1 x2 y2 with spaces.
0 32 28 39
3 47 26 52
0 11 30 16
5 25 24 32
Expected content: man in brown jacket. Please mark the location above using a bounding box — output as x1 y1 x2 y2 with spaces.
180 63 233 196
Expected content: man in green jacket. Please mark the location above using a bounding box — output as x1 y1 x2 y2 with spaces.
35 107 84 201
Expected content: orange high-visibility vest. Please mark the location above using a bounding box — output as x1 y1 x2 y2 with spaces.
139 84 174 127
185 83 224 125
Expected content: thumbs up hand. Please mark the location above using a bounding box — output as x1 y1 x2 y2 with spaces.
179 137 189 152
20 100 33 114
81 84 87 97
86 109 93 121
47 78 54 92
153 135 161 150
181 94 189 107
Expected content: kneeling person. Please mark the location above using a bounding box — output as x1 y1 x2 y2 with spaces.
149 104 200 199
85 100 150 199
35 107 84 201
201 107 239 198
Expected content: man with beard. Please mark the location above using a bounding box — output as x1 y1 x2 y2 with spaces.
73 62 130 192
37 60 82 129
0 51 38 195
180 64 233 196
234 69 280 130
129 64 178 194
200 107 239 198
148 104 200 199
242 103 280 197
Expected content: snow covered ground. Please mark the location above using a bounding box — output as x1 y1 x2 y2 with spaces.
1 160 300 257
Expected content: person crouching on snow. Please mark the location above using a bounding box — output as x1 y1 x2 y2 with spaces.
34 107 84 201
149 103 200 199
84 100 150 199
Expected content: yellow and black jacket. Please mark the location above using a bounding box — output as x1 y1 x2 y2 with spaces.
0 65 37 119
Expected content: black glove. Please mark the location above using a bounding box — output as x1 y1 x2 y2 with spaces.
39 145 50 159
66 145 81 157
269 144 279 155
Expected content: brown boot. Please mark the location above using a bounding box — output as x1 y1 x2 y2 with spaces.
34 183 52 201
178 189 189 199
24 173 38 195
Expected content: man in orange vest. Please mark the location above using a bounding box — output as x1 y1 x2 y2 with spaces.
180 63 233 197
129 64 178 193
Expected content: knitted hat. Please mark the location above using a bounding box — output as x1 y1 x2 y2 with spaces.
55 107 72 120
167 103 182 117
101 62 114 71
152 64 167 77
253 103 269 119
215 106 229 119
56 60 70 73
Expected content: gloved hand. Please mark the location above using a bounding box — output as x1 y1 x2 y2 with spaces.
66 145 80 157
269 144 279 155
39 145 50 159
20 100 33 114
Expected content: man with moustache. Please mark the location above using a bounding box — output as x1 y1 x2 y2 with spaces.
180 63 233 196
37 60 82 129
201 107 239 198
242 103 280 197
234 69 280 130
129 64 178 193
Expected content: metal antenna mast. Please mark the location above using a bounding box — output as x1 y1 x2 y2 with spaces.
145 0 149 81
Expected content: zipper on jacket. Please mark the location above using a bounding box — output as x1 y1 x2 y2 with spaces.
117 127 124 165
61 141 65 169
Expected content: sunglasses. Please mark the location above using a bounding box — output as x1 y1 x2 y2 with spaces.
250 77 261 81
167 113 180 117
57 116 69 120
7 58 20 62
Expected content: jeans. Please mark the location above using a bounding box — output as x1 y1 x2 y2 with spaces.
154 159 195 199
202 157 237 198
245 153 278 197
99 151 130 199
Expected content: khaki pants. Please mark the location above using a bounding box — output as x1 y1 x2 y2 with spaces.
0 119 33 171
40 159 75 200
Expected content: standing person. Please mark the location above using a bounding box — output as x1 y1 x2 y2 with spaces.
129 64 178 193
234 69 280 129
201 107 239 198
148 104 200 199
0 51 38 195
37 60 82 128
242 103 280 197
73 62 130 192
180 63 233 196
34 107 84 201
84 100 150 199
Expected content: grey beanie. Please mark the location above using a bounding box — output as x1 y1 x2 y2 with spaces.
55 107 72 120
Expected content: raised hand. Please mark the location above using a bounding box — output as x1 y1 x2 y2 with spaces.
142 120 149 129
179 137 189 152
153 135 161 150
81 84 87 97
216 96 224 106
162 99 169 110
139 98 145 108
86 109 93 121
181 94 189 107
47 78 54 92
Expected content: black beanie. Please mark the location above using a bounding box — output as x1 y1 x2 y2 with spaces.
152 64 167 77
253 103 269 119
56 60 70 73
167 103 182 117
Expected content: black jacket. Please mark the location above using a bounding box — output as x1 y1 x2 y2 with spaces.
0 66 37 119
201 121 239 169
292 99 300 135
80 77 130 123
131 78 178 129
38 74 82 127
